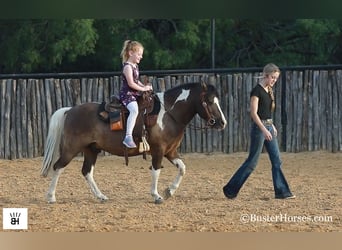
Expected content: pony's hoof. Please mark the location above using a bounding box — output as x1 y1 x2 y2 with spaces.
99 195 109 202
164 188 172 199
47 194 56 204
154 197 164 204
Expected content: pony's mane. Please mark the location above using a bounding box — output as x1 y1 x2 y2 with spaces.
164 82 202 94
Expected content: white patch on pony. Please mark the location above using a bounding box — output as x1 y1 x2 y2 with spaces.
157 89 190 130
156 93 166 130
155 89 190 131
170 89 190 110
214 97 227 128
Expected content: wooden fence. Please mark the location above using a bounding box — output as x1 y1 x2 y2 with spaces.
0 69 341 159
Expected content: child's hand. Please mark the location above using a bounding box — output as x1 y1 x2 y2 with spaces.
144 85 153 91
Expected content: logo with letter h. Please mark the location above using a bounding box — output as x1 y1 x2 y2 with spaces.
3 208 28 230
10 212 21 225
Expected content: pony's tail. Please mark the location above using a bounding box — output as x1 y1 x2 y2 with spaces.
40 107 72 177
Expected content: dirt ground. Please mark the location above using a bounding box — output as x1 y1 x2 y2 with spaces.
0 151 341 232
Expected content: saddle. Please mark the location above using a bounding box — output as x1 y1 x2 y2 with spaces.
98 91 159 129
97 92 160 164
98 95 126 130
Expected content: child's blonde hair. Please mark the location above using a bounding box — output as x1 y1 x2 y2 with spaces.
120 40 144 63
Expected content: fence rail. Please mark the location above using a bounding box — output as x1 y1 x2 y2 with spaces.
0 68 341 159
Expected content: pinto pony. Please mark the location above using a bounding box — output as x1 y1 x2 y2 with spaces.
41 82 227 204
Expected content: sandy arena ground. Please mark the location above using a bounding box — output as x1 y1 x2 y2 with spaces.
0 151 341 232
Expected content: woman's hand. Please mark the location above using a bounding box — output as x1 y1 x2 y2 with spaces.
263 129 273 141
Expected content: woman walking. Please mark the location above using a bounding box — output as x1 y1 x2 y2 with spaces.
223 63 295 200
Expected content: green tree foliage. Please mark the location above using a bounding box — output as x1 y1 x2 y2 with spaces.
0 19 97 73
214 19 342 67
295 19 341 64
67 19 209 72
0 19 341 74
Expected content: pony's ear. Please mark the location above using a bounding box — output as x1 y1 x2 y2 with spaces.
201 81 208 91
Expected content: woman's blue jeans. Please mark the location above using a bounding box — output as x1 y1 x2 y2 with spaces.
223 123 292 198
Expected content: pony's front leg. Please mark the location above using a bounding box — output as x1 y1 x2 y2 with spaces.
84 166 109 202
151 167 164 204
164 158 186 199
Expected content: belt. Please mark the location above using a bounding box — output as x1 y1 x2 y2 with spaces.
261 119 273 125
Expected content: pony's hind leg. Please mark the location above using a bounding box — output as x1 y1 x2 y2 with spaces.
46 168 64 203
164 158 186 199
82 148 108 202
46 155 72 203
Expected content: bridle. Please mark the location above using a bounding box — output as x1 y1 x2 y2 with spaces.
156 88 219 130
177 90 218 130
198 102 215 127
187 91 217 130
